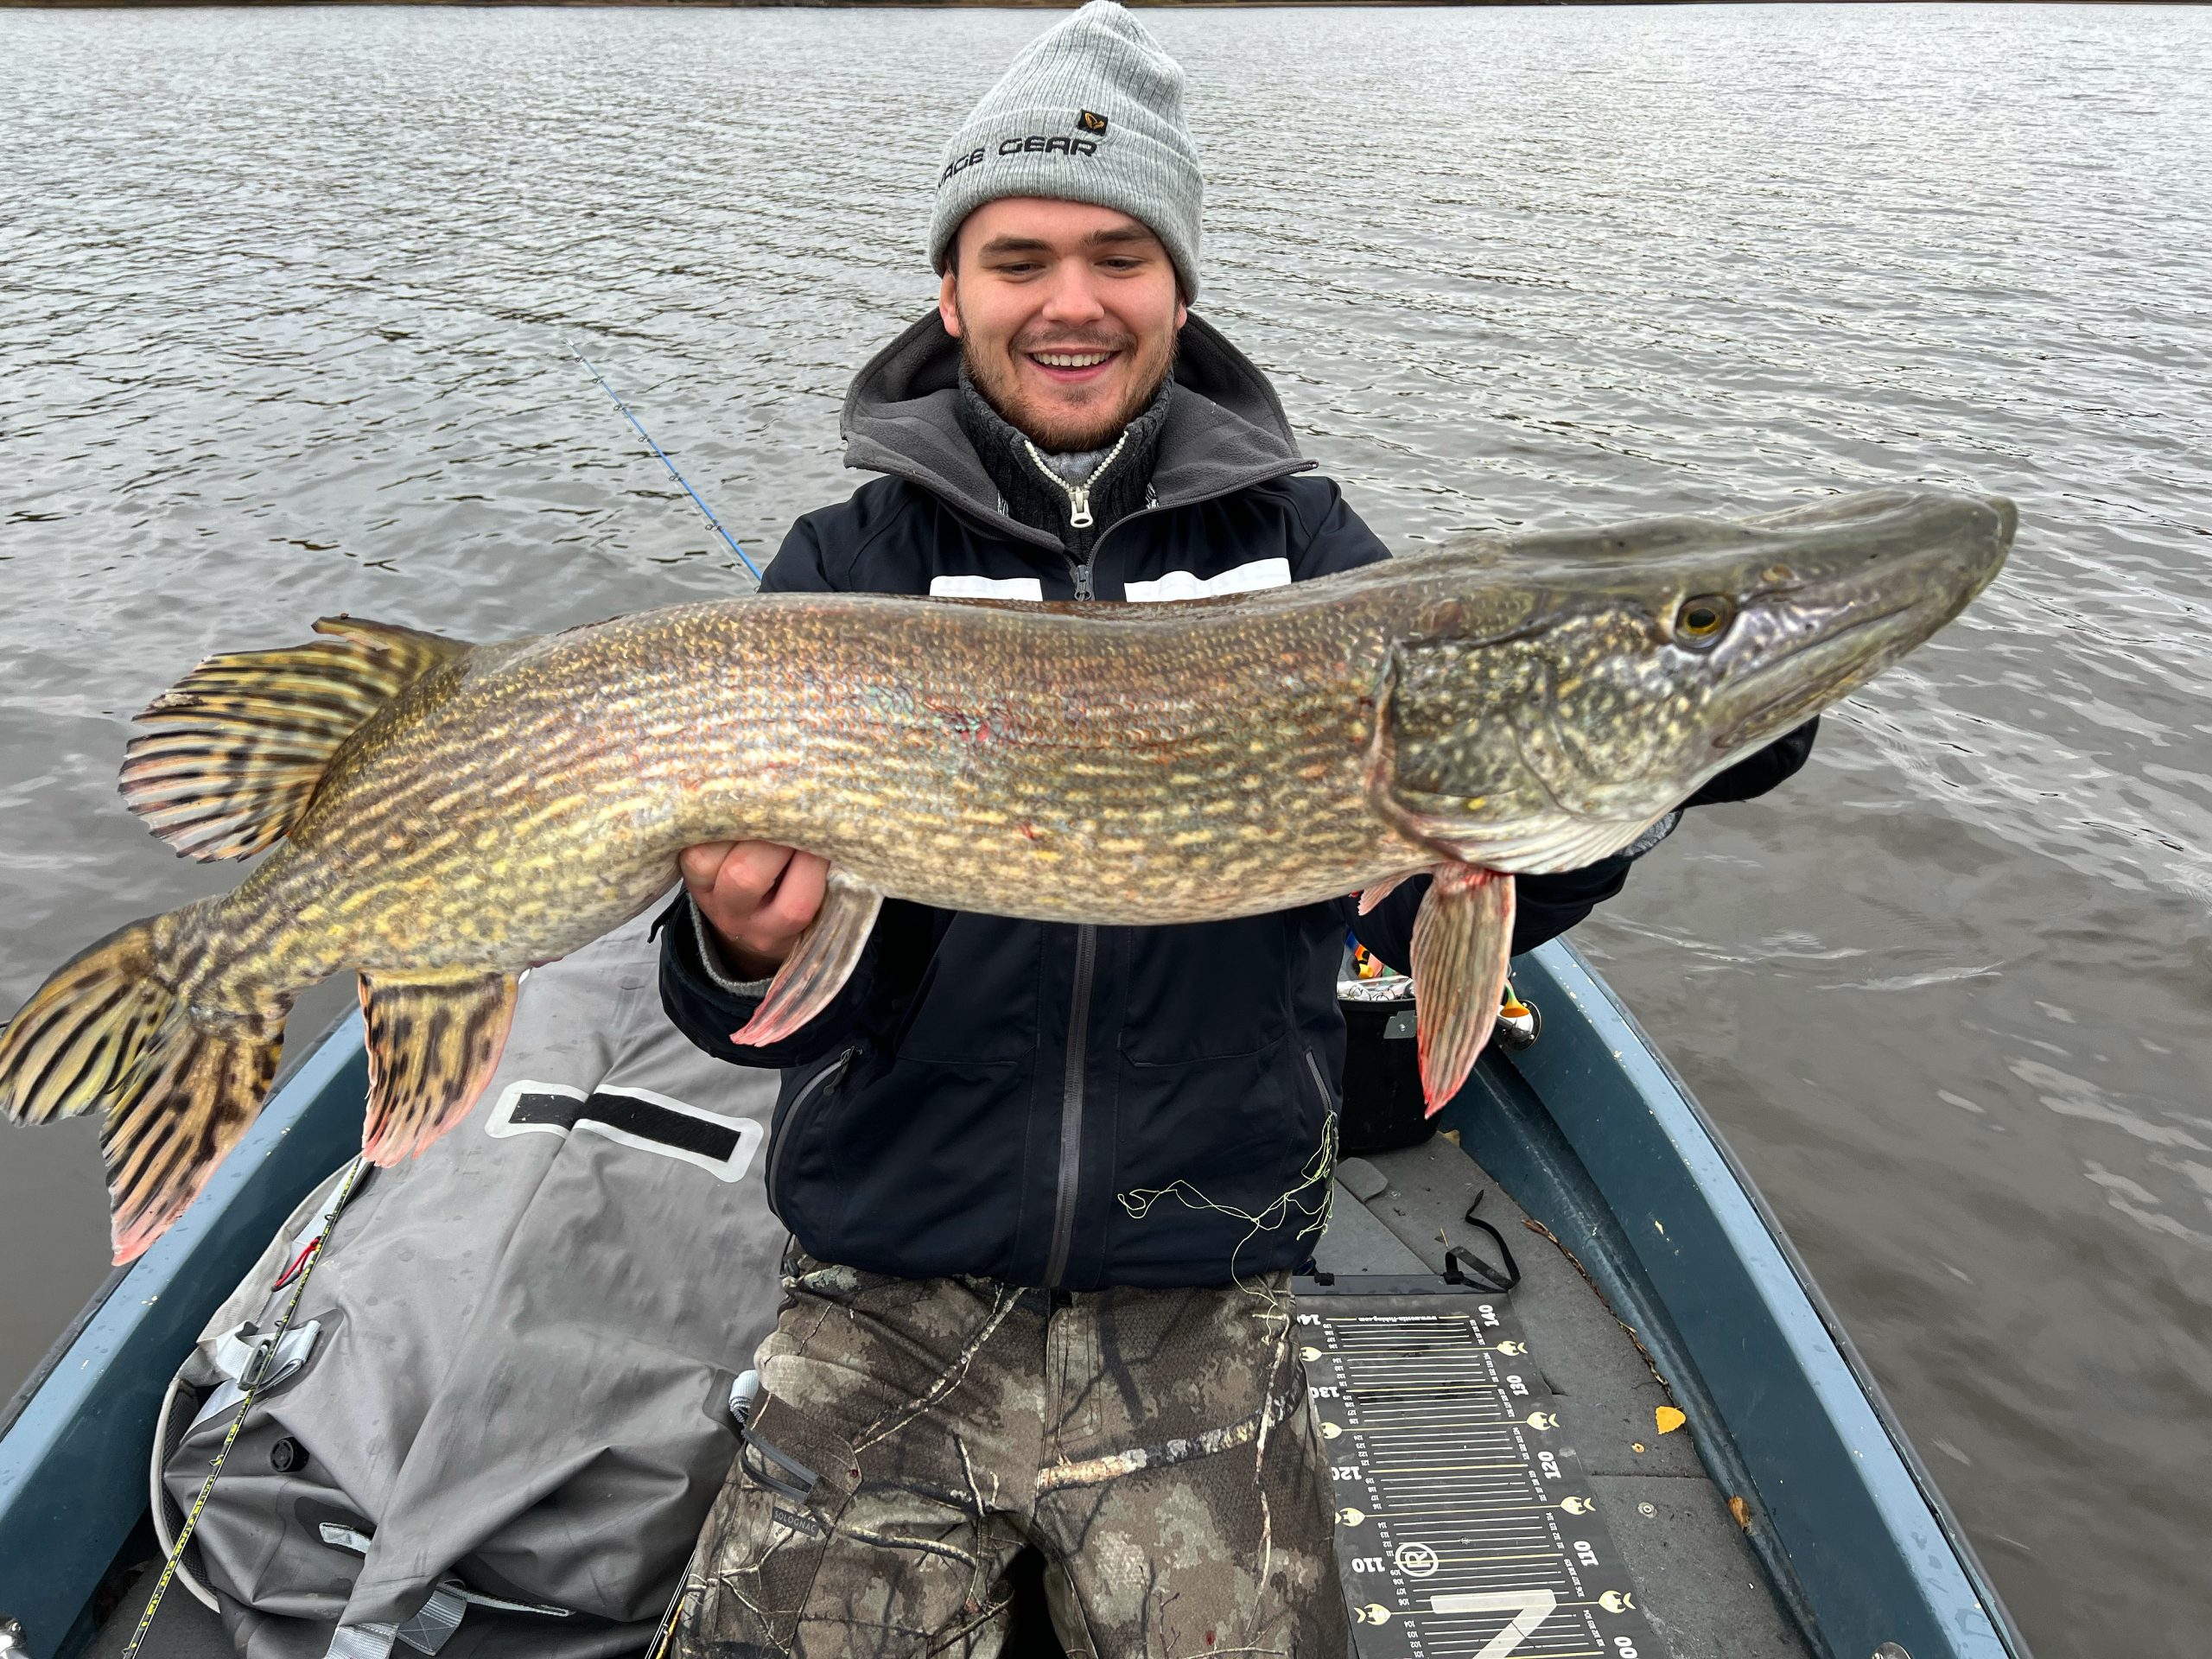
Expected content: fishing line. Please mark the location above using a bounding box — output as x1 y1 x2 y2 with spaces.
569 343 763 582
1116 1114 1338 1314
122 1157 366 1657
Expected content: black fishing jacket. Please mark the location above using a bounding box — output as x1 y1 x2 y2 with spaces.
659 312 1814 1290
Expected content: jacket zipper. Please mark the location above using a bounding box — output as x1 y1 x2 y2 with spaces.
946 450 1295 1284
767 1046 858 1217
1021 427 1129 533
1036 467 1115 1287
1043 923 1098 1288
1303 1046 1337 1119
1302 1046 1339 1243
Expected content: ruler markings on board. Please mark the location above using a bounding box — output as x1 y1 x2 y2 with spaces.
1300 1294 1668 1659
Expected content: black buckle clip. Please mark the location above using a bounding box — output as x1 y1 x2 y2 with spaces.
1442 1192 1522 1294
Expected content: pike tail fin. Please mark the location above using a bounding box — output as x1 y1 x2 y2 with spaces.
0 902 287 1262
1411 867 1516 1114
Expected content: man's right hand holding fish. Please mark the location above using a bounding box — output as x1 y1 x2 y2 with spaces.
677 841 830 985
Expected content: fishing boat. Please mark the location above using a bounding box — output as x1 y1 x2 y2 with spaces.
0 936 2030 1659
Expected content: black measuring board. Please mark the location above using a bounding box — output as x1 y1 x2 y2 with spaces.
1298 1287 1666 1659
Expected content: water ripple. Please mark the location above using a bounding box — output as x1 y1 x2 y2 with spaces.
2 7 2209 1651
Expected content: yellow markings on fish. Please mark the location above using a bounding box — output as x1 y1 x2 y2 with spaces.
0 490 2018 1264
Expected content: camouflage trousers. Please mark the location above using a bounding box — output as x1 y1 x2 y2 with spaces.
671 1253 1347 1658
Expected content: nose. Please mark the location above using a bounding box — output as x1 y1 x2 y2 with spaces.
1038 259 1107 329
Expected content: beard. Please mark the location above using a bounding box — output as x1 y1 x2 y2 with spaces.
956 303 1177 452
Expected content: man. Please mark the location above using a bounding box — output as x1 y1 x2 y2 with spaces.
658 6 1814 1654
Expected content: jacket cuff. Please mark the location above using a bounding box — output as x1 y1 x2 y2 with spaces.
1622 808 1681 860
689 897 777 998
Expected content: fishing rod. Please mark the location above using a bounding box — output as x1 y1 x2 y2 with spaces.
569 343 763 582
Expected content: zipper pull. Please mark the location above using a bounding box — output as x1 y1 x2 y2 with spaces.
1067 485 1093 530
1072 563 1094 600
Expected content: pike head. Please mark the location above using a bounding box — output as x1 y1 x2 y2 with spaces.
1371 488 2016 871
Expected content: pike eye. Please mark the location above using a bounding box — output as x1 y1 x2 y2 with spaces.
1675 595 1734 646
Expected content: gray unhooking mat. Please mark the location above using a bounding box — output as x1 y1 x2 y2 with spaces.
156 906 786 1659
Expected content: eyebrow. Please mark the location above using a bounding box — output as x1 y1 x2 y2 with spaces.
976 226 1163 258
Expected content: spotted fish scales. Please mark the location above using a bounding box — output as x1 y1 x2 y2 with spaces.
0 489 2014 1260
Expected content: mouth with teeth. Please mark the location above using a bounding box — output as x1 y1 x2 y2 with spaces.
1023 345 1122 385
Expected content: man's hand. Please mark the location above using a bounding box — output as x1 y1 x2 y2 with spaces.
679 841 829 982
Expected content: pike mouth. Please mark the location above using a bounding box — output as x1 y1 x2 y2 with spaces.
1706 598 1931 753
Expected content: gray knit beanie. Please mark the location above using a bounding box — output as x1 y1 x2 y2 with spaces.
928 0 1204 299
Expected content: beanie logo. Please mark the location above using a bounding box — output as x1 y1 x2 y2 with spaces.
1077 110 1109 136
942 130 1101 187
996 134 1099 158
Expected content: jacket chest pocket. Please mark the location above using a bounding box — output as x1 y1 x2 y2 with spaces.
893 922 1042 1066
1118 916 1293 1066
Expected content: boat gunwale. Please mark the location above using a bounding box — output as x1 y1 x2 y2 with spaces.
1475 938 2031 1659
0 1006 364 1445
0 1010 367 1658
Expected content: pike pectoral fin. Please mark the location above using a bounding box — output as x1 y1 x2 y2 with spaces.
1357 872 1418 916
359 969 518 1164
733 870 885 1048
1411 866 1516 1115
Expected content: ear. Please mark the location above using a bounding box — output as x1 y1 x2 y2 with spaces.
1174 295 1188 332
938 267 962 340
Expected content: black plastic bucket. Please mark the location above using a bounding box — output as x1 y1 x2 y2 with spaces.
1337 995 1433 1155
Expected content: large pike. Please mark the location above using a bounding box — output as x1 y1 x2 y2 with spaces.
0 490 2012 1261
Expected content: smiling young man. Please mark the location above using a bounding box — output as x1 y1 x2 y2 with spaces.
658 5 1812 1655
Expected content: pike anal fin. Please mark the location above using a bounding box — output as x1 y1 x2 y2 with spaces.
359 969 518 1164
733 870 884 1048
1410 866 1516 1115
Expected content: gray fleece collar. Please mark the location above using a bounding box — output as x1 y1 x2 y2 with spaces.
839 311 1313 553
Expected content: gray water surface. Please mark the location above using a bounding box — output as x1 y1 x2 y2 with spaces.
2 6 2208 1653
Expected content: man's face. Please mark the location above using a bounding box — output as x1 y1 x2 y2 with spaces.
939 197 1187 452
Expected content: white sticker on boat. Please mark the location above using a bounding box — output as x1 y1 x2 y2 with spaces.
929 574 1044 601
485 1080 763 1182
1123 558 1292 604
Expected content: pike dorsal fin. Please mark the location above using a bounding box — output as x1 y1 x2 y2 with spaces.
358 969 518 1164
122 616 473 861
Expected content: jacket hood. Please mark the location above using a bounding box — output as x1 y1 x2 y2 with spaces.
840 310 1312 551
